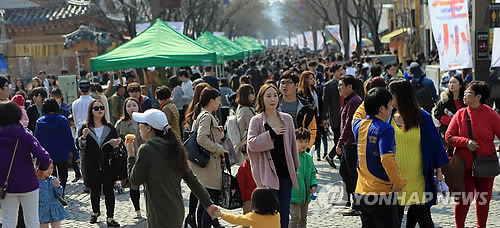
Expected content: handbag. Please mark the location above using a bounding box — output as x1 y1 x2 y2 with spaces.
466 111 500 177
110 143 128 181
1 139 19 200
184 113 212 168
220 155 243 210
442 143 465 196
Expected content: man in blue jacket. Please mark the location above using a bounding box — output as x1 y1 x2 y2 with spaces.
35 98 79 198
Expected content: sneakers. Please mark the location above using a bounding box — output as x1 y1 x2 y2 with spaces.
71 177 83 183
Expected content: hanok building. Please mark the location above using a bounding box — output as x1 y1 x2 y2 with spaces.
0 0 117 78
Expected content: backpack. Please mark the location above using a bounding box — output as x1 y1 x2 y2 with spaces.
412 77 434 113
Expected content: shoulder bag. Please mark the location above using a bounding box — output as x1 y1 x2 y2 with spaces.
467 110 500 177
220 155 243 210
441 137 465 197
184 113 211 168
1 139 20 199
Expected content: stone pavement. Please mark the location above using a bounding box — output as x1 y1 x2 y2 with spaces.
1 138 500 227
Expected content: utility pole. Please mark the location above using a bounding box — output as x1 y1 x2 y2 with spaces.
472 0 491 82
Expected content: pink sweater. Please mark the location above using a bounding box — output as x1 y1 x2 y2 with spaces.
247 112 300 190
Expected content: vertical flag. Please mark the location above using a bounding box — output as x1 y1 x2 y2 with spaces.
304 31 314 49
317 30 325 50
325 25 345 55
297 34 305 49
349 24 356 57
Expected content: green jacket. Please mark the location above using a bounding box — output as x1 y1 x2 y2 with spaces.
128 136 213 228
291 151 318 204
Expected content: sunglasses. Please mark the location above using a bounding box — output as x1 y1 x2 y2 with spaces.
92 106 105 111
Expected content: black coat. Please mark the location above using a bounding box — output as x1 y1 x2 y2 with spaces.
433 92 465 138
77 123 118 186
27 104 41 132
322 79 341 129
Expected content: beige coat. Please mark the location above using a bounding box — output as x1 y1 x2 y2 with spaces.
189 109 224 190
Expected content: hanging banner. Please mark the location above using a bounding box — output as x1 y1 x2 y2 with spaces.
428 0 472 71
213 32 225 37
493 28 500 68
136 23 151 35
304 31 314 49
285 38 290 47
317 31 324 50
167 21 185 34
297 34 305 49
291 37 298 47
349 24 356 57
325 25 345 55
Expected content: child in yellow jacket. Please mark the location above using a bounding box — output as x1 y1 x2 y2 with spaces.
215 187 280 228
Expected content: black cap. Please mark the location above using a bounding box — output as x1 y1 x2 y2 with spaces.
408 62 425 78
79 79 91 92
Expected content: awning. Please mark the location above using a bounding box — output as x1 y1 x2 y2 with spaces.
381 27 410 43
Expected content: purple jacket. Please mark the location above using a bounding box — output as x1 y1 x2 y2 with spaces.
0 124 51 193
338 92 362 148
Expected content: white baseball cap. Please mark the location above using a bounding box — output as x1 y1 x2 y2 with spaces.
132 109 169 131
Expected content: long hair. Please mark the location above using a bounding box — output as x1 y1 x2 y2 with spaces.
121 97 142 121
185 82 210 127
297 71 314 95
15 78 26 92
152 128 188 173
31 77 43 89
388 80 421 131
193 87 220 119
85 99 108 127
447 75 465 105
236 84 255 107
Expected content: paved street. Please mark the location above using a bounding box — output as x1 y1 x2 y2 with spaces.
1 139 500 227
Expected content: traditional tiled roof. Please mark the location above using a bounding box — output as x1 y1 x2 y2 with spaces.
63 24 112 48
3 0 100 25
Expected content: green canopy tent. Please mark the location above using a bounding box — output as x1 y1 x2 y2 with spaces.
242 36 266 49
217 35 251 57
234 38 263 55
196 31 246 61
91 19 223 71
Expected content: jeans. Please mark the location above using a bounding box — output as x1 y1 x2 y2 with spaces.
0 189 40 228
89 172 115 218
290 202 309 228
198 188 221 228
357 193 400 228
274 177 293 228
52 161 68 196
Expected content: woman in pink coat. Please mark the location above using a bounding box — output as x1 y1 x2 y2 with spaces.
247 83 300 228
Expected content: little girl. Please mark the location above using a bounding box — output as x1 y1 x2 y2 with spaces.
215 187 280 228
37 161 69 228
11 94 29 129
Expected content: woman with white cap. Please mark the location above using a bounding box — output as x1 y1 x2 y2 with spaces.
125 108 219 228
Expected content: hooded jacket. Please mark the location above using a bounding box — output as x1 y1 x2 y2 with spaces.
128 136 213 228
35 114 79 162
0 124 51 193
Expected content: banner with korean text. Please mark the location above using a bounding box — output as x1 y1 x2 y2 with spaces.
325 25 345 55
304 31 314 49
428 0 472 71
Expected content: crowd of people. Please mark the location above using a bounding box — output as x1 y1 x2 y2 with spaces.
0 47 500 228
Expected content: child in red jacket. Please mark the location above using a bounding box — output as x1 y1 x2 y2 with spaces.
237 150 257 220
